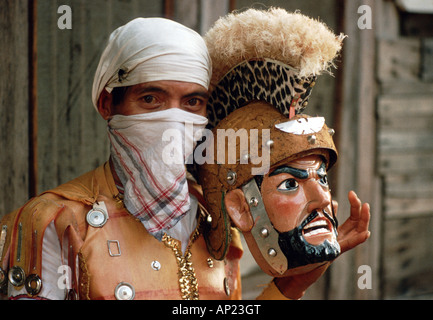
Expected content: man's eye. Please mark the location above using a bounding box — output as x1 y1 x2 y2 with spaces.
186 98 203 107
277 179 299 191
142 95 156 103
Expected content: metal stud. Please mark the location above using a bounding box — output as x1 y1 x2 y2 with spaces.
8 266 25 287
207 258 214 268
328 128 335 136
206 214 213 224
260 228 269 238
25 274 42 296
242 153 250 163
224 277 230 296
307 135 317 145
86 207 108 228
114 282 135 300
267 248 277 258
266 139 274 147
226 171 237 185
151 260 161 271
249 197 259 207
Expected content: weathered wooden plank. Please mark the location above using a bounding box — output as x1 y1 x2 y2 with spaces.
378 130 433 152
0 0 30 217
379 116 433 130
380 80 433 95
421 38 433 81
385 174 433 198
377 38 421 82
385 197 433 218
383 216 433 298
378 151 433 174
377 94 433 119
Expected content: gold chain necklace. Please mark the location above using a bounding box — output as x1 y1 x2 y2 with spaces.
162 229 200 300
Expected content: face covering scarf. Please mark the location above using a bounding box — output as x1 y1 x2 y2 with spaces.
108 108 208 240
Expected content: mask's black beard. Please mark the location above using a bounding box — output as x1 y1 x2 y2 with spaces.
277 210 341 270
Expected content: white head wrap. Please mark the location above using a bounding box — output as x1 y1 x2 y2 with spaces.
92 17 211 109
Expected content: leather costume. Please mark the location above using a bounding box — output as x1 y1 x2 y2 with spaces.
0 162 288 300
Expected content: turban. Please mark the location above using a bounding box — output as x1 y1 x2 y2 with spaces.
92 17 211 109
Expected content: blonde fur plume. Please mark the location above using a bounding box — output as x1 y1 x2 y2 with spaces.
205 7 345 86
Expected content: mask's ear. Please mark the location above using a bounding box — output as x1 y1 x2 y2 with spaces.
224 189 254 232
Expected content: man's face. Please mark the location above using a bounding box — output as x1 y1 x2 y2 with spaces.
259 155 339 269
108 80 209 117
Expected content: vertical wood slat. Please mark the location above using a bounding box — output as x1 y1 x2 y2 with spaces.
330 0 382 300
29 0 38 198
0 0 30 217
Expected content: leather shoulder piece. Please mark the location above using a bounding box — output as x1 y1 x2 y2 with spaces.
0 196 66 297
0 165 108 299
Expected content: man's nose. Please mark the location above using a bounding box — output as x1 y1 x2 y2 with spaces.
165 99 181 110
305 179 331 213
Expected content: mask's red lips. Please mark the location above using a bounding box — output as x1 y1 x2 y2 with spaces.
302 212 335 245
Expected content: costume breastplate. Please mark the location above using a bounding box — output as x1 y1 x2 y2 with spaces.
79 194 241 300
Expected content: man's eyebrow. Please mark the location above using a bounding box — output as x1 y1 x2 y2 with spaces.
269 166 309 179
132 86 209 99
133 86 167 95
183 91 209 100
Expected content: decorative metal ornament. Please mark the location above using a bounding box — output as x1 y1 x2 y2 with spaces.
249 197 259 207
275 117 325 135
8 266 25 287
151 260 161 271
224 277 230 296
260 228 269 238
241 180 288 275
86 201 109 228
25 274 42 296
226 171 237 185
162 233 199 300
267 248 277 257
307 135 317 145
207 258 214 268
114 282 135 300
107 240 121 257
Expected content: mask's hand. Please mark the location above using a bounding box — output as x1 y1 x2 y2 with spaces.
336 191 371 254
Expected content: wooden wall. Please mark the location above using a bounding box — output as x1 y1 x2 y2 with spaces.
376 3 433 298
0 0 30 216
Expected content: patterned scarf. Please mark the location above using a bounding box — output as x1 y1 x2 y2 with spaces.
107 109 207 240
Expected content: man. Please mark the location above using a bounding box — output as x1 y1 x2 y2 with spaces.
0 17 244 300
197 8 370 299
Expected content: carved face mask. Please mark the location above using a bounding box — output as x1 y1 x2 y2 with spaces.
259 155 340 271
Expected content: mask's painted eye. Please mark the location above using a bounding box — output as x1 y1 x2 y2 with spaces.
277 178 299 192
319 175 329 187
317 165 329 188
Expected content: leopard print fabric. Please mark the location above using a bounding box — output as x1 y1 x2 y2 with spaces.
207 59 317 129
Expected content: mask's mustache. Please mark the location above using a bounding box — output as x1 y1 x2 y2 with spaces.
300 205 338 234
